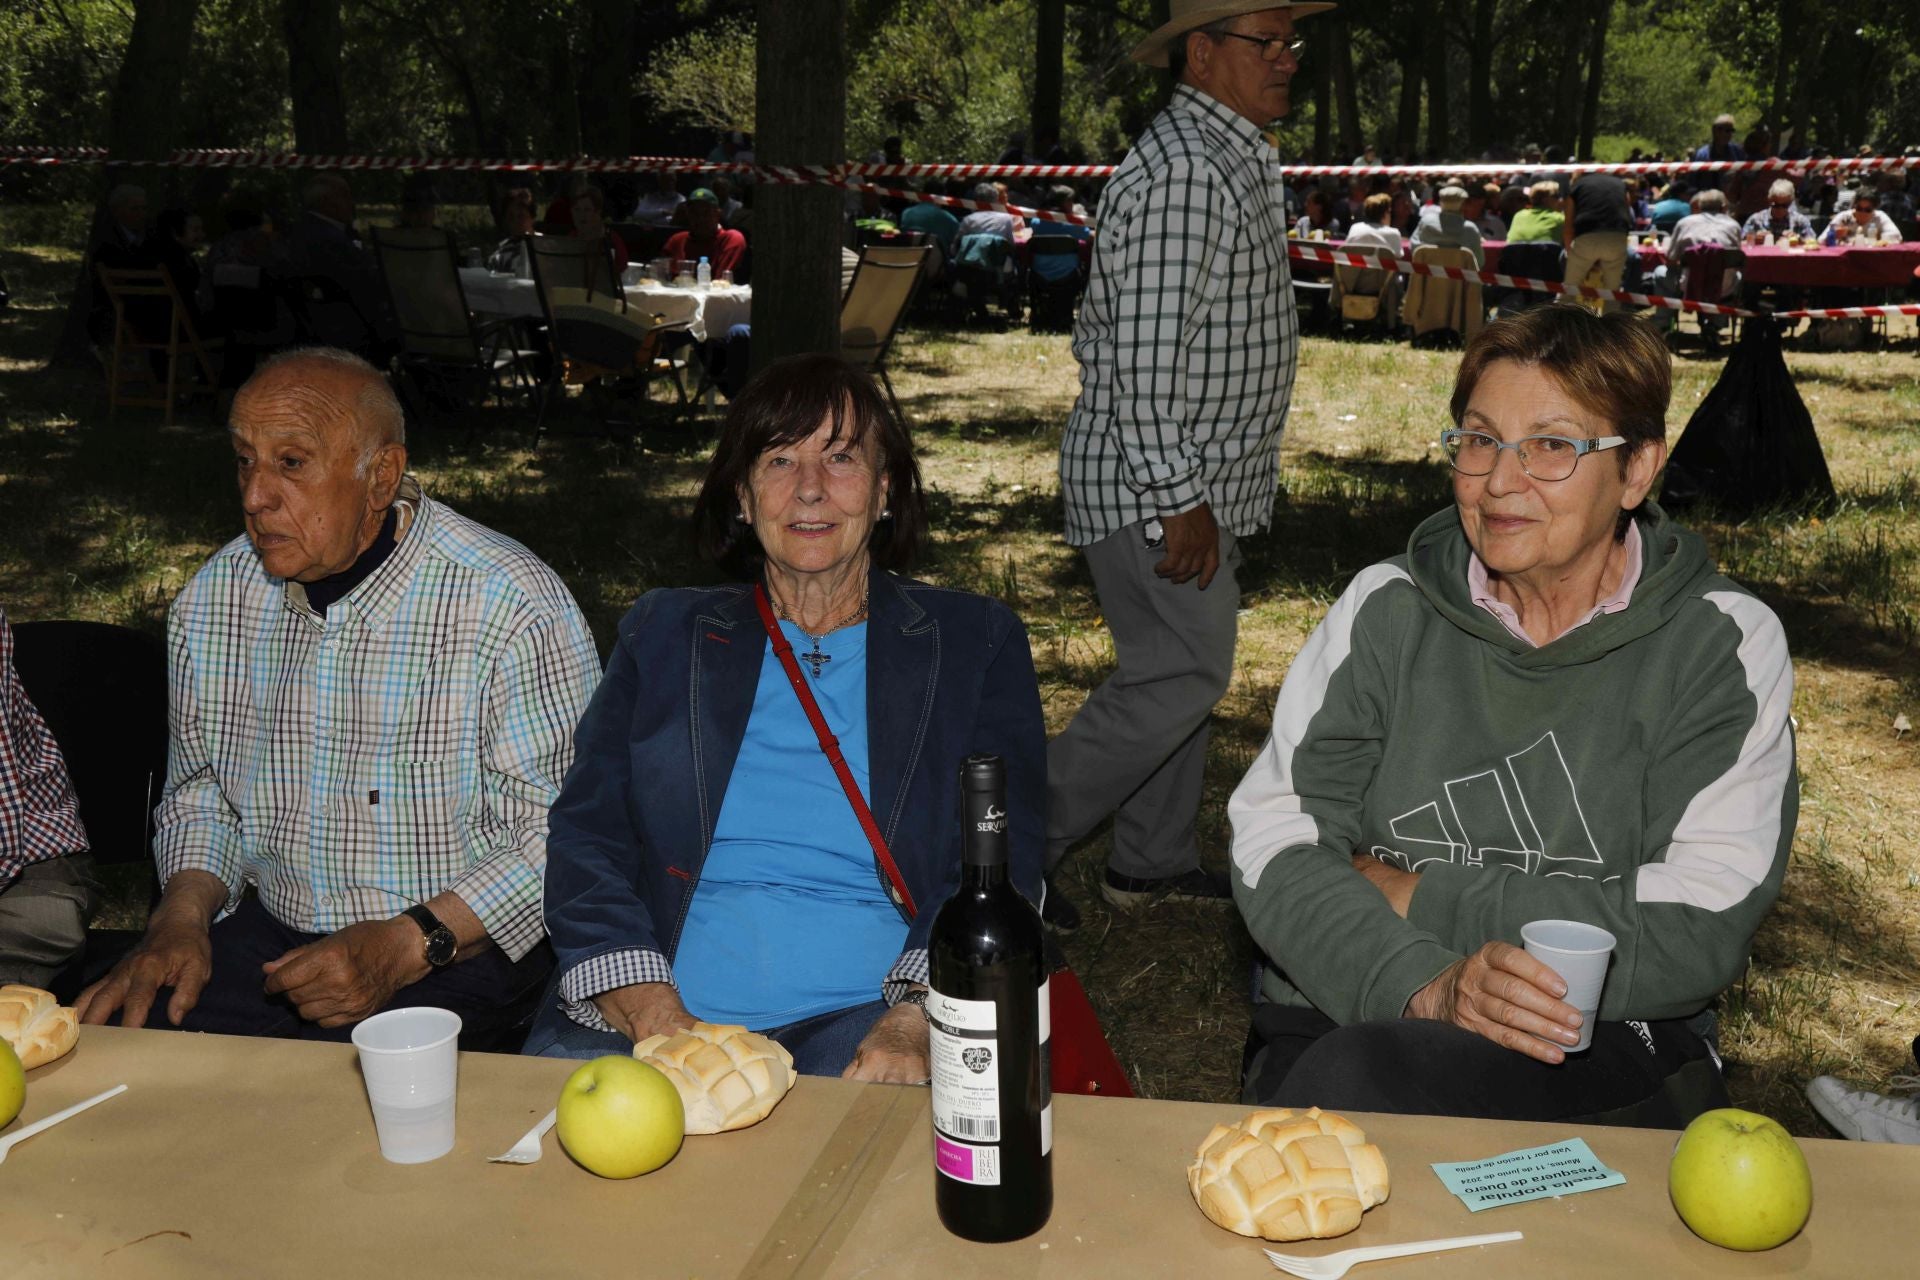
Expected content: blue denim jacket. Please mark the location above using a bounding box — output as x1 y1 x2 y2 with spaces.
542 568 1046 1004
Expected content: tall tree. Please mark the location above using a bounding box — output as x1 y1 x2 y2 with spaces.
53 0 204 365
1466 0 1494 152
1311 13 1332 162
283 0 347 154
1032 0 1065 155
1424 0 1452 159
1331 14 1361 158
752 0 847 369
1576 0 1611 158
579 0 634 160
1393 0 1427 156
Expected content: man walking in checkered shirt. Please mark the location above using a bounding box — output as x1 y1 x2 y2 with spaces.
77 349 601 1045
1048 1 1326 925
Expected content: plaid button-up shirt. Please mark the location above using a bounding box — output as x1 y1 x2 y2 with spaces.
1061 84 1300 546
155 481 601 959
0 606 89 890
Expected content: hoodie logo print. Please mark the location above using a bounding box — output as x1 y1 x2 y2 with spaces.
1371 730 1606 876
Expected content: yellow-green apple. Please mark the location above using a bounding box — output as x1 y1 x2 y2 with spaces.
0 1039 21 1128
556 1055 685 1178
1669 1107 1812 1250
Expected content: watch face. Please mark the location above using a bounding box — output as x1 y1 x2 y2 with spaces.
424 928 458 967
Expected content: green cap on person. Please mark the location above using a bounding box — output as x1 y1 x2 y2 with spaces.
689 188 719 206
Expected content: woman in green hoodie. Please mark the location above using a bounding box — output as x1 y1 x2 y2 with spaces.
1230 306 1796 1127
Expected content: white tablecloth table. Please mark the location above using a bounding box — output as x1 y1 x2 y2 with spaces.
457 267 541 318
622 280 753 342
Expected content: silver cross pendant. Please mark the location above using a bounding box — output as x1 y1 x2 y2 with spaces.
800 634 831 679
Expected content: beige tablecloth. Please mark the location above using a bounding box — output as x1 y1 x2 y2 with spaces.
0 1026 1907 1278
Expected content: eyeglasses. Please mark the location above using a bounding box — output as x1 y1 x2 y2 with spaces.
1215 31 1306 60
1441 429 1627 481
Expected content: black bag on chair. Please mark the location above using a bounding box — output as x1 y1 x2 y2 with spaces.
1661 320 1835 514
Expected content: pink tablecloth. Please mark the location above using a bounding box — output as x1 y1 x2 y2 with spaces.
1736 243 1920 289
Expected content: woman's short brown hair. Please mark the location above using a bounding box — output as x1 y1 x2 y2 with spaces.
693 354 926 579
1362 192 1393 224
1450 307 1670 477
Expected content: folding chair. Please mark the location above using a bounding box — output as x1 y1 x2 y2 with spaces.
11 621 168 1005
840 244 929 432
369 226 540 420
1679 245 1745 348
94 265 222 426
1405 246 1485 344
1329 245 1401 337
1490 241 1566 316
526 234 692 437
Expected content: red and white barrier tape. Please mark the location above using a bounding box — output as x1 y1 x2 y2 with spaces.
1284 241 1920 321
2 144 1910 184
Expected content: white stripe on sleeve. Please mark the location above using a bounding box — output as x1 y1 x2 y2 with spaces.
1230 564 1412 890
1635 591 1794 912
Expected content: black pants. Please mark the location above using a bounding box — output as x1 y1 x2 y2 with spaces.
1242 1005 1727 1129
117 895 551 1051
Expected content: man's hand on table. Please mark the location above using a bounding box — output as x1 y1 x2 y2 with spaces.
76 869 226 1028
594 982 698 1045
1154 503 1221 589
1406 941 1583 1065
843 999 930 1085
262 918 426 1027
1351 852 1419 917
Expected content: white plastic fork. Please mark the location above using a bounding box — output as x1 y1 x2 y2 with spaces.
487 1108 557 1164
1265 1230 1523 1279
0 1083 129 1165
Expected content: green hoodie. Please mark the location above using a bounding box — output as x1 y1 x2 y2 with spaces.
1230 502 1797 1026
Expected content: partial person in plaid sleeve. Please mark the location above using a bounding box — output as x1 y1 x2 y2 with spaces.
1046 0 1326 927
0 606 93 987
77 349 601 1044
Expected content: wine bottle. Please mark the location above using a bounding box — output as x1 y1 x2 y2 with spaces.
928 754 1052 1242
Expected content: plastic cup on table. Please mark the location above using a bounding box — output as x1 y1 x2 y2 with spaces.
351 1006 462 1164
1520 919 1615 1053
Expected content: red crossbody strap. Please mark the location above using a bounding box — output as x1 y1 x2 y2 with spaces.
751 585 919 919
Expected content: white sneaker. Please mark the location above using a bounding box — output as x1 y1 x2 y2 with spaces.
1806 1075 1920 1144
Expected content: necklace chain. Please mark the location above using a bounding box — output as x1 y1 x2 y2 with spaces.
773 587 869 638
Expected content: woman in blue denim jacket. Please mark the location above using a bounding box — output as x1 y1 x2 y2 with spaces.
525 355 1046 1081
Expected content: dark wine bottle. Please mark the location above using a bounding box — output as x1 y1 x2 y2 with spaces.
928 754 1053 1242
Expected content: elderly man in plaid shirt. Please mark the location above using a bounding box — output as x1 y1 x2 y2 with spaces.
78 349 600 1044
1047 1 1327 925
0 606 92 987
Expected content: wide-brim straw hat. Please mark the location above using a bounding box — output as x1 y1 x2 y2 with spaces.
1131 1 1337 68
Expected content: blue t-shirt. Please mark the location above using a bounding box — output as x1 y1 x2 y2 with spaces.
672 620 907 1029
900 202 962 253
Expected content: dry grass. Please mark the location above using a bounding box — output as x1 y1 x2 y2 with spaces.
3 208 1916 1134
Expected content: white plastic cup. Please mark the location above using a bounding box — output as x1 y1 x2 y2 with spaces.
1521 919 1615 1053
351 1007 462 1163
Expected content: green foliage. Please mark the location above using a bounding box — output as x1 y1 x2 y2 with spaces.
635 20 755 135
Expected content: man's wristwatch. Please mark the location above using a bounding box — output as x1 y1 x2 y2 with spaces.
402 904 458 968
897 987 931 1019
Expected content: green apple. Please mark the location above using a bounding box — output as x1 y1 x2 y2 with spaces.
1669 1107 1812 1251
0 1038 22 1128
556 1055 685 1179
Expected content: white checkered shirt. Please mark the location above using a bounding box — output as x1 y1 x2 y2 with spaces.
0 605 89 888
155 481 601 960
1061 84 1300 546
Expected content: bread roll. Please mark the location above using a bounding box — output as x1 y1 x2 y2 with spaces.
1189 1107 1391 1241
632 1021 796 1134
0 985 79 1070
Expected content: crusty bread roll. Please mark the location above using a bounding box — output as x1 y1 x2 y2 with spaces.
1189 1107 1391 1241
0 985 79 1070
632 1021 796 1134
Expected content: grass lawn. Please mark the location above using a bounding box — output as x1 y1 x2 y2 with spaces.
3 207 1916 1136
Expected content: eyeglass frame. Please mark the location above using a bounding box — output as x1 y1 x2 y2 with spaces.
1439 428 1629 480
1212 31 1307 61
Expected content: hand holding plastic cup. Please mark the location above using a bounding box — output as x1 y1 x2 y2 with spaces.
1520 920 1615 1053
352 1006 462 1163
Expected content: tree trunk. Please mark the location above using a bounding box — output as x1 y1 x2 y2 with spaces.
1576 0 1611 159
1548 30 1583 152
1467 0 1494 153
1393 1 1426 157
1331 16 1361 159
1032 0 1065 156
53 0 203 366
1767 0 1796 133
1312 14 1331 162
282 0 347 155
1784 26 1827 151
1424 0 1451 160
579 0 634 160
753 0 847 369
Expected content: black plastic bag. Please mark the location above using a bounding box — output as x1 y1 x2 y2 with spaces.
1661 320 1835 514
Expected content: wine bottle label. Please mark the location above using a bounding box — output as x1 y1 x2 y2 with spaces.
928 989 1001 1184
